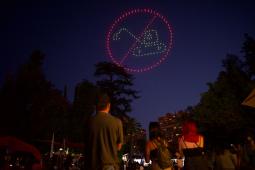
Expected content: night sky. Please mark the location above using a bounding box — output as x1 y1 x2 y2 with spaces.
1 0 255 130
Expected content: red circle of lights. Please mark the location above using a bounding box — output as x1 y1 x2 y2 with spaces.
106 8 173 73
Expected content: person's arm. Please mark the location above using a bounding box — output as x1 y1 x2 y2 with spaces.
162 138 168 147
230 152 238 168
117 119 124 151
178 136 184 158
199 135 204 148
145 141 151 163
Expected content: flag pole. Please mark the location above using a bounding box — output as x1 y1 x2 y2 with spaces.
50 132 54 158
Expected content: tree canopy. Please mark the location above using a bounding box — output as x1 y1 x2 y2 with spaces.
193 35 255 144
94 62 139 117
0 50 69 143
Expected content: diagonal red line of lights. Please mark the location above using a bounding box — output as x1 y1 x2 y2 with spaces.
120 15 157 64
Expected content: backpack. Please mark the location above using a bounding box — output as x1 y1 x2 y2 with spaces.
153 139 173 169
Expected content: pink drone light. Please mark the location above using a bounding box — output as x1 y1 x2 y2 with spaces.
106 8 173 73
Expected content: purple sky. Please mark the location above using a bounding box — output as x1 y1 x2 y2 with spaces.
1 0 255 130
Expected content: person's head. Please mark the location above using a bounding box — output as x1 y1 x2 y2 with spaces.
182 120 200 143
182 120 198 136
95 91 111 112
149 122 161 140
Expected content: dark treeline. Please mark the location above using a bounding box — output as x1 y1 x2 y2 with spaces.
0 34 255 152
177 34 255 147
0 52 141 152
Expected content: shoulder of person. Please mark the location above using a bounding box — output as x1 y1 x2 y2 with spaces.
114 116 122 123
146 140 151 146
198 135 204 140
178 135 184 142
160 138 168 147
111 116 122 125
146 140 156 148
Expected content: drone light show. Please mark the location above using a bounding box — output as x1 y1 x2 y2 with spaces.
106 8 174 73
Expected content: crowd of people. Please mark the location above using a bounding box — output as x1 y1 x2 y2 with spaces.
84 90 255 170
143 121 255 170
1 90 255 170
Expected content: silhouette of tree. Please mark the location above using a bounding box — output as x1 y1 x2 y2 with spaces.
193 35 255 144
0 73 16 135
70 80 97 142
243 34 255 79
94 62 139 117
0 50 69 141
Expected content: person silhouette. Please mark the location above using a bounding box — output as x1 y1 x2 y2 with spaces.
178 120 208 170
86 91 124 170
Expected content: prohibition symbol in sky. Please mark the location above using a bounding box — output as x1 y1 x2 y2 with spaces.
106 8 173 73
